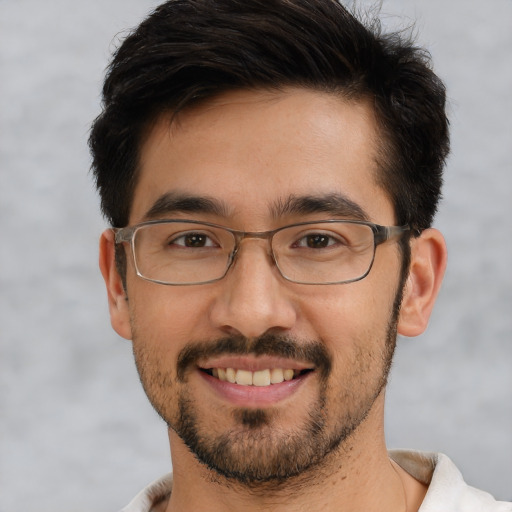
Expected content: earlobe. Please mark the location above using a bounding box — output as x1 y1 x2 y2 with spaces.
398 228 447 337
99 229 133 340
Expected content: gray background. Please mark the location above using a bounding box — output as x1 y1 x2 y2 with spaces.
1 0 511 510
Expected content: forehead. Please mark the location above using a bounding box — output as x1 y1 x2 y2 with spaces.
131 88 393 226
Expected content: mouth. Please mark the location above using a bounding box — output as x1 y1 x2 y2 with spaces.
200 367 313 387
196 356 315 406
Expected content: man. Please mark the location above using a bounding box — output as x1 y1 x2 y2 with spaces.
89 1 511 510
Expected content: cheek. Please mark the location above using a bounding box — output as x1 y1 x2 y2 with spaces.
299 283 394 342
128 282 211 342
127 291 199 392
306 287 398 396
296 275 401 380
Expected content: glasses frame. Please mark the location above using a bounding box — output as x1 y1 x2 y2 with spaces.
114 219 411 286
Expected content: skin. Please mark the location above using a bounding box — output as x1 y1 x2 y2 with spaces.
100 88 447 512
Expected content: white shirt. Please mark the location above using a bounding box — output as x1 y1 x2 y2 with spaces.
120 451 511 511
390 451 511 511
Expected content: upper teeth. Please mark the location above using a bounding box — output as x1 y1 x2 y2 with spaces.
211 368 297 386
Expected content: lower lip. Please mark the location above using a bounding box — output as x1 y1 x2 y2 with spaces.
198 370 311 407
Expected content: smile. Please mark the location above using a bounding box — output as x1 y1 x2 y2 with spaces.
202 367 312 386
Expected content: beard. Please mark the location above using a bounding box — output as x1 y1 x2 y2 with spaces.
175 335 336 486
131 279 404 489
176 327 396 488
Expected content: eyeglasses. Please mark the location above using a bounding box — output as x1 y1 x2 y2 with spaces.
114 219 410 286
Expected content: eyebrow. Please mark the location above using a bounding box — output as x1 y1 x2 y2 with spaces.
271 193 369 221
143 192 231 220
142 191 369 223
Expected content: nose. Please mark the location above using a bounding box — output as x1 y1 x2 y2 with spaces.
208 239 297 338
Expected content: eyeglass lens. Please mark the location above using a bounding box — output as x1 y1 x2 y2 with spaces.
131 221 377 285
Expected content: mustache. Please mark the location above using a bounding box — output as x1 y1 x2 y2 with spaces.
176 333 332 382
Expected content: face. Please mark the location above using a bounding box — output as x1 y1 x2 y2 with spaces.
110 89 408 485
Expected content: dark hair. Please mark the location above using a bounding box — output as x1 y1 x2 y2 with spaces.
89 0 449 232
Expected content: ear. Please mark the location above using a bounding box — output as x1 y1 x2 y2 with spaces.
398 228 447 337
99 229 133 340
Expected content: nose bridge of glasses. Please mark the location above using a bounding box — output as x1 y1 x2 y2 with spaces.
231 230 277 264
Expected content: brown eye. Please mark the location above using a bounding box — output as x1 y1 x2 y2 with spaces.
171 232 217 248
184 233 207 247
294 232 340 249
306 234 331 248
